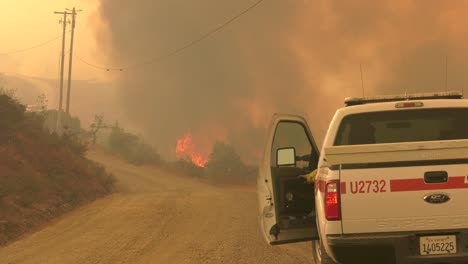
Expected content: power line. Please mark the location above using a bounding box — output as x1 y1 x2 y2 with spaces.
77 0 266 71
0 33 67 55
76 56 122 71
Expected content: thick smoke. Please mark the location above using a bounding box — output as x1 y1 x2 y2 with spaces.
91 0 468 163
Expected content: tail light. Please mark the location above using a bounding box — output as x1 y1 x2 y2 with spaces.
325 180 341 221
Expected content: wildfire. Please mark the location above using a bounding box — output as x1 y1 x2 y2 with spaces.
176 132 208 167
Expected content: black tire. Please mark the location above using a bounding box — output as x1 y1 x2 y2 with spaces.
312 239 337 264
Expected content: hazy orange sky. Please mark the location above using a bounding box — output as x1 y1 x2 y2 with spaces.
90 0 468 161
3 0 468 163
0 0 106 81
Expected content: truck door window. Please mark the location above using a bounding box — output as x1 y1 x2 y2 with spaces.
271 122 314 171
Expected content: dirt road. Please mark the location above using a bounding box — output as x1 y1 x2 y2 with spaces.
0 150 313 264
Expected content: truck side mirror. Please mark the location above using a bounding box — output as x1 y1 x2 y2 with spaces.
277 147 296 166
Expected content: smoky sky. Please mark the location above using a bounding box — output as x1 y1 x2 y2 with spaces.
92 0 468 163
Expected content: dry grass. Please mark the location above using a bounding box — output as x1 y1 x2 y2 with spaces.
0 94 115 246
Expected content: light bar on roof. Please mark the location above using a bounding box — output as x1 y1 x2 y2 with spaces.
344 91 463 106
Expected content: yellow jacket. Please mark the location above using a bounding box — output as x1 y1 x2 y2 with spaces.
305 169 318 183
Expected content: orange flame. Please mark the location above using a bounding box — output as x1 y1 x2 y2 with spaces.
176 132 208 167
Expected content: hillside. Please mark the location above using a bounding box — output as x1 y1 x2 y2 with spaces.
0 92 115 246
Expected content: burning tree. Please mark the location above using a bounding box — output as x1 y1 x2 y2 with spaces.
175 132 208 167
172 134 256 183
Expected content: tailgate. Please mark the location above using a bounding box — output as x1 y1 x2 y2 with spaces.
325 140 468 234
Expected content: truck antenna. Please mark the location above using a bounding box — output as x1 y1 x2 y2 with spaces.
360 63 365 97
445 55 448 92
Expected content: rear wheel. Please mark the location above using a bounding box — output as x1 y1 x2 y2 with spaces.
312 239 336 264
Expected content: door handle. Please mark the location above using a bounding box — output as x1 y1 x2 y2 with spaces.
265 194 272 206
424 171 448 183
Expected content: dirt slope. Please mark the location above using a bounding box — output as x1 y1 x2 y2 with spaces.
0 149 313 264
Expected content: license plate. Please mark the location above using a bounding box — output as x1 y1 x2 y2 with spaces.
420 235 457 255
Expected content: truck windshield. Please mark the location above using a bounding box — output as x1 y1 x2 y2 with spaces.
334 108 468 146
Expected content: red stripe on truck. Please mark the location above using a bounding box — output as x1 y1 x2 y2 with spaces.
390 176 468 192
340 182 347 194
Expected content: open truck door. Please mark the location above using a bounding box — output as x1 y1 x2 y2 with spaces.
257 114 320 245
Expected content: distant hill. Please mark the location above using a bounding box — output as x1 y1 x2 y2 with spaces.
0 73 123 128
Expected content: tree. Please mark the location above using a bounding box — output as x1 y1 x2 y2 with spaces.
0 86 17 99
204 141 247 182
89 114 107 144
108 122 137 153
36 93 48 112
107 122 161 165
0 90 25 143
42 110 81 134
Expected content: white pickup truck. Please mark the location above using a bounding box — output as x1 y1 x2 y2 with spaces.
257 91 468 264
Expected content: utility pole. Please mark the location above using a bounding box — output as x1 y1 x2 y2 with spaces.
65 7 82 115
53 10 70 135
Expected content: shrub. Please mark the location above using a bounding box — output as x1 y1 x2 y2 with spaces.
107 123 161 165
43 110 82 134
204 141 255 183
170 159 204 178
0 93 26 143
